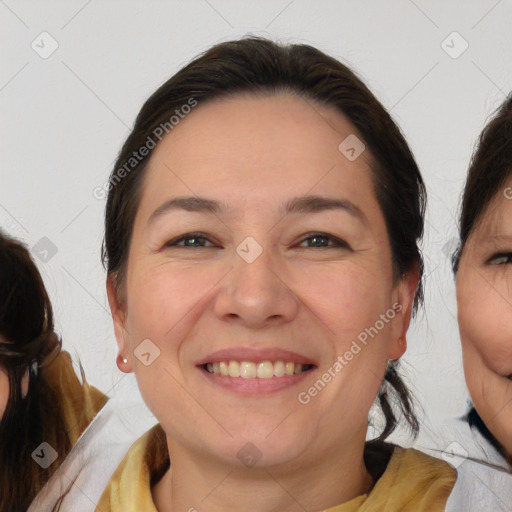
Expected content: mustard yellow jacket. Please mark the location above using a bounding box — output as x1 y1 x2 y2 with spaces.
96 425 456 512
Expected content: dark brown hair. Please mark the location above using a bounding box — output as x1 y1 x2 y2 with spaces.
101 36 426 441
0 230 74 511
453 94 512 460
453 94 512 272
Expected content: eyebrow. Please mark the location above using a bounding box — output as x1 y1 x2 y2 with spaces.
147 195 367 227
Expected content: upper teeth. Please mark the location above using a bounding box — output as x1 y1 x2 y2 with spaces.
205 361 308 378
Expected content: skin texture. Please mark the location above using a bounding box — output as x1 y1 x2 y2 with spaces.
0 362 8 419
0 359 29 421
107 93 417 512
456 177 512 462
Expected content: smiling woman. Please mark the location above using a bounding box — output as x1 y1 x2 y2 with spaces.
453 94 512 465
442 94 512 510
97 36 456 511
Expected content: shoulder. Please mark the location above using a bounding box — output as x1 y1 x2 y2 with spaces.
326 447 456 512
44 350 109 444
366 442 457 484
364 447 457 511
387 447 457 486
94 423 168 512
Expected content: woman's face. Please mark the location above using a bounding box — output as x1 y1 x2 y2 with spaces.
457 178 512 459
108 93 416 468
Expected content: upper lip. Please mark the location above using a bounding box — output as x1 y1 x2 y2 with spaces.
195 347 317 366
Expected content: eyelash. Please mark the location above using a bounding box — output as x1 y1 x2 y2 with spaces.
164 231 351 250
488 253 512 265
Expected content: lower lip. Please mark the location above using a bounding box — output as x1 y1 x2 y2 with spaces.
198 366 314 395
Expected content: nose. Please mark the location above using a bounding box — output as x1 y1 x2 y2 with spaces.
213 240 299 329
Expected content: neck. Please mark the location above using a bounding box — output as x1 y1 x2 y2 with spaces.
152 436 374 512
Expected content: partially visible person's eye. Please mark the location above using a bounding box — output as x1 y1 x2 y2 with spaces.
487 253 512 265
297 232 352 250
164 232 216 249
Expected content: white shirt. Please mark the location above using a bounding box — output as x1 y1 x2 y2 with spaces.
412 419 512 512
27 398 147 512
445 454 512 511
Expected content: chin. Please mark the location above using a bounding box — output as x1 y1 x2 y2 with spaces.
211 431 309 468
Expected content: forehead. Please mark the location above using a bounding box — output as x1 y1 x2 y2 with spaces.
471 176 512 237
136 93 378 217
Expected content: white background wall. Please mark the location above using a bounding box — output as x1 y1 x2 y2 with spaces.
1 0 512 461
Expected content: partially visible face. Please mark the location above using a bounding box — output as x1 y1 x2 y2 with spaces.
456 177 512 460
109 93 415 469
0 361 9 420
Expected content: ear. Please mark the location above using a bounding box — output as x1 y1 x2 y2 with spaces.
388 263 419 361
106 274 133 373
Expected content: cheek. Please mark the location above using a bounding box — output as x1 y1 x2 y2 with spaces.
126 264 199 341
458 275 512 376
312 263 390 333
297 261 395 389
124 262 224 395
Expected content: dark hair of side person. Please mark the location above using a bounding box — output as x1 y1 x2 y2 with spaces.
0 231 76 512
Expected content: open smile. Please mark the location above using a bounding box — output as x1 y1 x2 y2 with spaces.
202 360 314 378
195 347 317 395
